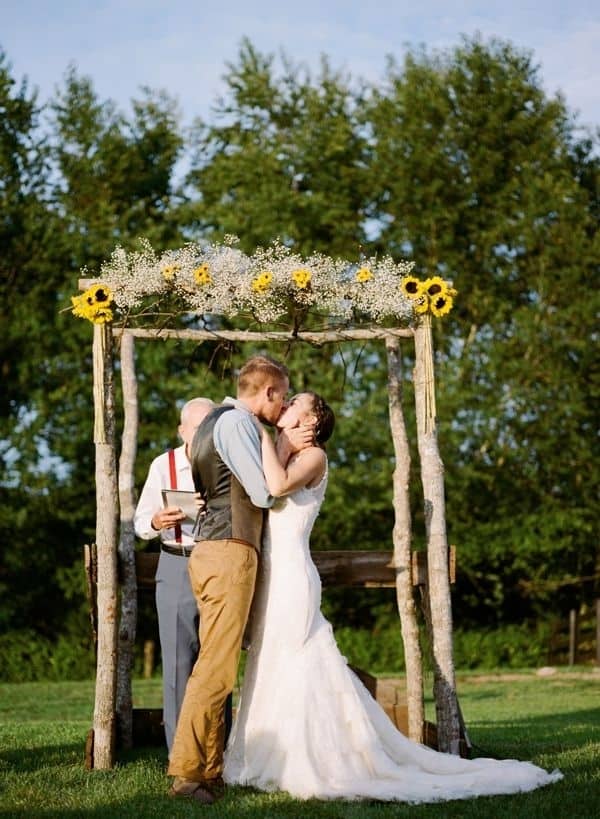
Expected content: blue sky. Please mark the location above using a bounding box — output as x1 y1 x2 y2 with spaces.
2 0 599 130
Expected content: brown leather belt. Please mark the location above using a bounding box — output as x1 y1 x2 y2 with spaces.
161 543 194 557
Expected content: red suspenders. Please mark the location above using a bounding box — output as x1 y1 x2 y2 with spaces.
167 449 182 543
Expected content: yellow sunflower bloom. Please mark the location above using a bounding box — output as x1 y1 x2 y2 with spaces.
291 268 312 289
423 276 448 298
162 263 180 281
88 305 114 324
71 294 88 319
400 276 425 300
414 295 430 315
252 270 273 293
430 294 454 318
71 284 114 324
193 263 212 286
86 284 113 305
355 267 373 283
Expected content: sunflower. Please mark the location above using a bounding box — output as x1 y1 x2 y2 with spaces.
87 284 112 304
400 276 425 300
162 263 180 281
193 263 212 286
414 295 430 315
291 268 312 289
430 294 454 317
71 293 88 319
71 284 114 324
86 305 114 324
355 266 373 283
252 270 273 293
423 276 448 298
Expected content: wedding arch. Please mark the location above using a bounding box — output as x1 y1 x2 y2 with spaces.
73 237 462 769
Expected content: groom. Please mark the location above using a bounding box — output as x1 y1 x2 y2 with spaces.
168 355 310 804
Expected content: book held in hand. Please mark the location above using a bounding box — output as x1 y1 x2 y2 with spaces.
161 489 198 523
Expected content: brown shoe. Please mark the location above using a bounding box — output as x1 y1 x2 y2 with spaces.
169 776 225 804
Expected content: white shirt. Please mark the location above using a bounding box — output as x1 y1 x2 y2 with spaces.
134 444 196 546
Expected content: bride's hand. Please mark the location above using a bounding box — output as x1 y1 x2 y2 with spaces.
278 424 314 455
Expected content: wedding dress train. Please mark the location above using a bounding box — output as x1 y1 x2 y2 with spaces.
223 468 562 802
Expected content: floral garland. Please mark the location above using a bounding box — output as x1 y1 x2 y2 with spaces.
71 237 456 327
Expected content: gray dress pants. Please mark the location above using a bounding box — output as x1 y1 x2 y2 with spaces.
155 550 199 753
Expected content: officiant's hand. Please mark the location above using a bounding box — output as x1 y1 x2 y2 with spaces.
151 506 186 531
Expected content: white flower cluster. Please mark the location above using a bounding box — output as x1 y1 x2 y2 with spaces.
90 237 416 325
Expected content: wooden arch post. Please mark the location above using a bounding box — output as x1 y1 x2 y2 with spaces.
414 317 461 752
90 323 119 769
386 337 424 741
116 331 139 750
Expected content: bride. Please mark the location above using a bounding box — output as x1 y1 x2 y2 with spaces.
223 391 562 803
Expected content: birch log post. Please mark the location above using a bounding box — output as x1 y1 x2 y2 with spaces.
385 337 424 742
413 316 461 754
91 322 119 768
116 331 139 749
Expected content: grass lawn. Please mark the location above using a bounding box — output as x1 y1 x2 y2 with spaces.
0 670 598 818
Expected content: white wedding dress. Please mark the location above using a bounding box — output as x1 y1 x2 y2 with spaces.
223 467 562 802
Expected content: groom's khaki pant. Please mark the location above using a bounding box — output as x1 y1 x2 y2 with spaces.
167 539 258 782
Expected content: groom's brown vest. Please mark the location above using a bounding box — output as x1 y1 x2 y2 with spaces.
190 404 265 551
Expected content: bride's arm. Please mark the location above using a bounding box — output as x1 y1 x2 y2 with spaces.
261 428 325 496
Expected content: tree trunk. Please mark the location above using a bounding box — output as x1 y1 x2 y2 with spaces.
386 336 424 742
413 316 461 754
116 331 139 749
91 323 119 768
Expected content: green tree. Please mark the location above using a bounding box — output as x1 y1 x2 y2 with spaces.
0 59 204 663
182 39 369 258
367 36 599 623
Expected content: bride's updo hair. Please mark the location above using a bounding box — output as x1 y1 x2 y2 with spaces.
306 392 335 447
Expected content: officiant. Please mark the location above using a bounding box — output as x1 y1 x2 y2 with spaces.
134 396 232 755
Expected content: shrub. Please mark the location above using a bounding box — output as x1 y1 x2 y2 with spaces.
0 629 95 682
332 621 555 674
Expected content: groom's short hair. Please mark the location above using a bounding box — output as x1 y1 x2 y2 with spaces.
238 355 289 397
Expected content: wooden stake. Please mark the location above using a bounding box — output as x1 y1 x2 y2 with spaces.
568 608 578 666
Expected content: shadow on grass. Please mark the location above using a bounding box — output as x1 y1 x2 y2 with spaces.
1 740 85 774
0 739 168 776
469 706 600 743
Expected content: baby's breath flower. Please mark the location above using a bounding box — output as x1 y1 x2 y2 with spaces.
74 237 441 327
291 268 312 289
193 263 211 286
